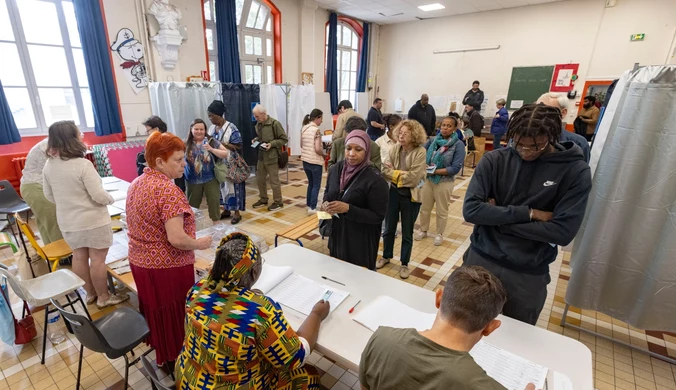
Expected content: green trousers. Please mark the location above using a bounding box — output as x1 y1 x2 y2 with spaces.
187 179 221 222
20 182 63 244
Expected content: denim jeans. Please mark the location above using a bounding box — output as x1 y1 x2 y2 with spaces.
303 161 323 209
493 133 504 149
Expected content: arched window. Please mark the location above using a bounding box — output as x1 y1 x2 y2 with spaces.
326 20 361 105
203 0 276 84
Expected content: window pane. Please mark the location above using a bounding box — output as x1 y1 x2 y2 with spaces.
245 65 253 84
209 60 216 81
340 90 349 102
0 43 27 86
235 0 244 25
204 0 211 20
244 35 253 55
266 18 271 32
206 28 214 51
350 72 356 90
80 88 94 127
341 51 350 71
39 88 78 125
0 0 14 41
341 71 349 90
28 45 71 86
342 26 351 48
5 88 36 129
336 50 341 71
246 1 260 28
325 25 329 45
266 38 271 57
18 0 62 45
62 2 81 48
352 33 359 50
267 65 272 84
351 50 358 71
253 37 262 56
72 48 88 87
254 6 267 29
253 65 261 84
336 25 341 46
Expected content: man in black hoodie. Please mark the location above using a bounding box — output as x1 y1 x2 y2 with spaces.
462 103 592 325
407 94 436 137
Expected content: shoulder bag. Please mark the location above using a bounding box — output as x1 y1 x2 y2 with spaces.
0 281 36 345
272 120 289 169
213 124 232 184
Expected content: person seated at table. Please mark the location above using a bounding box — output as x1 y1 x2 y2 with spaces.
126 131 212 371
322 130 389 270
184 118 230 223
359 266 536 390
328 116 382 171
175 232 330 390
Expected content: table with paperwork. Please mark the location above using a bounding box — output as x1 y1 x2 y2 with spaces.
102 176 129 217
264 244 593 390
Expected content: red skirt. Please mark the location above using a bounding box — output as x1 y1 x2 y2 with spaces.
130 263 194 365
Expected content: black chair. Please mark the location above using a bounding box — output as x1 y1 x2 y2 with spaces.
51 300 150 390
0 180 30 251
141 355 176 390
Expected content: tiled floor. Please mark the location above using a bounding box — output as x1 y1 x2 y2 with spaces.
1 157 675 389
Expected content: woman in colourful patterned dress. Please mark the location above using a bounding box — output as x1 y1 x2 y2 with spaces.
175 233 330 390
126 131 212 370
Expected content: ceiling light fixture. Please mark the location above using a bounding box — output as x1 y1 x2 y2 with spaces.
418 3 445 12
433 45 501 54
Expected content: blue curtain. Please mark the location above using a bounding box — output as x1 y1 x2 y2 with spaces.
326 13 338 114
356 23 369 93
0 80 21 145
73 0 122 136
215 0 242 83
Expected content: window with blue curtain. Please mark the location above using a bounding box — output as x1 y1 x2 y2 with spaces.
326 16 362 112
326 13 339 114
0 0 100 135
356 23 369 93
0 79 21 145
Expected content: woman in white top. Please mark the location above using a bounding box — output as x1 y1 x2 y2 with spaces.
300 109 326 213
42 121 128 309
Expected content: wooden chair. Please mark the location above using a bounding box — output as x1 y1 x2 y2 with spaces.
465 137 486 169
15 213 72 272
274 215 318 247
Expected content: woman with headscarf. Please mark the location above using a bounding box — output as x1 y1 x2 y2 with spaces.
207 100 246 224
321 130 389 270
175 233 330 389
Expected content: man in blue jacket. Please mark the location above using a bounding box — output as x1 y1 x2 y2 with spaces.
490 99 508 149
462 104 592 325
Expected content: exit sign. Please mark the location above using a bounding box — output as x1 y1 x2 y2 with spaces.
630 33 645 41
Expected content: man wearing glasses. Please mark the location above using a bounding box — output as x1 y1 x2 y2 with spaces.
462 104 592 325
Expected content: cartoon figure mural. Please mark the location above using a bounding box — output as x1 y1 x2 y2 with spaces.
110 28 149 93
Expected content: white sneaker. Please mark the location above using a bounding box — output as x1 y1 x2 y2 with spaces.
414 231 427 241
307 208 316 215
376 258 390 269
399 265 410 279
434 234 444 246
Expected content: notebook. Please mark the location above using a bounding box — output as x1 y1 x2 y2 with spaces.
353 295 548 390
252 264 349 316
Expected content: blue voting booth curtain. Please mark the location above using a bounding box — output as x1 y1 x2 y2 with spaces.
326 13 339 115
215 0 242 83
0 80 21 145
73 0 122 136
356 22 369 93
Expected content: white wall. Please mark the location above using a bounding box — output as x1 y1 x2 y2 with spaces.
376 0 676 122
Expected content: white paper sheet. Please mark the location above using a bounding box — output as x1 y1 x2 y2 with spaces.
101 177 121 184
553 371 573 390
352 295 436 332
251 264 294 294
470 340 548 390
110 191 127 202
267 274 349 315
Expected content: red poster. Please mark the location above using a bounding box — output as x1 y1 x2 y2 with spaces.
550 64 579 92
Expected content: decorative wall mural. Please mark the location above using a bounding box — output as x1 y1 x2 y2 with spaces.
110 28 149 94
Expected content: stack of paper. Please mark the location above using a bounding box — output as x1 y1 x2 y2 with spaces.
353 295 436 331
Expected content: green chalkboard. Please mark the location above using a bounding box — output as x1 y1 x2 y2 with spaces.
506 66 555 110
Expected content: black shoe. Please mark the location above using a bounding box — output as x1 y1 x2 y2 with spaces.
252 200 268 209
220 211 232 220
268 202 283 211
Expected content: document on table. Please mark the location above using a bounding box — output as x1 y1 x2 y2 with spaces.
352 295 436 331
252 264 294 294
266 273 349 315
102 177 121 184
110 191 127 201
469 340 548 390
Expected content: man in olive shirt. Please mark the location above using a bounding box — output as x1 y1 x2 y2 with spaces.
328 116 381 171
359 266 537 390
252 104 288 211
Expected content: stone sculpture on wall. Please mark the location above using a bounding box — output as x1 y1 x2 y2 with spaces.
148 0 185 70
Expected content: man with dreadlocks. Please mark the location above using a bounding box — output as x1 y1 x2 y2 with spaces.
462 103 592 325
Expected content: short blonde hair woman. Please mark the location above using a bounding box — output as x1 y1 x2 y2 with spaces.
379 119 428 279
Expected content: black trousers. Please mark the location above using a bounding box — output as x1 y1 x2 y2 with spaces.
462 247 550 325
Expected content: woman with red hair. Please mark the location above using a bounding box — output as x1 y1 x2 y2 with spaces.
125 131 212 371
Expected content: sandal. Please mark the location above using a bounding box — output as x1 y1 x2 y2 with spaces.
96 293 130 309
86 295 98 305
231 215 242 225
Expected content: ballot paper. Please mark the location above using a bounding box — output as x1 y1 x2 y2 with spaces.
101 177 121 184
316 211 332 220
354 296 548 390
252 264 349 315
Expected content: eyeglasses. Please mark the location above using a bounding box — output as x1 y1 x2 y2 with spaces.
512 141 549 153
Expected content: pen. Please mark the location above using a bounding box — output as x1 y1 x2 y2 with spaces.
348 300 361 314
321 276 345 286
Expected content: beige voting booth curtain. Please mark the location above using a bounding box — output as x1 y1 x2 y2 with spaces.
566 65 676 332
